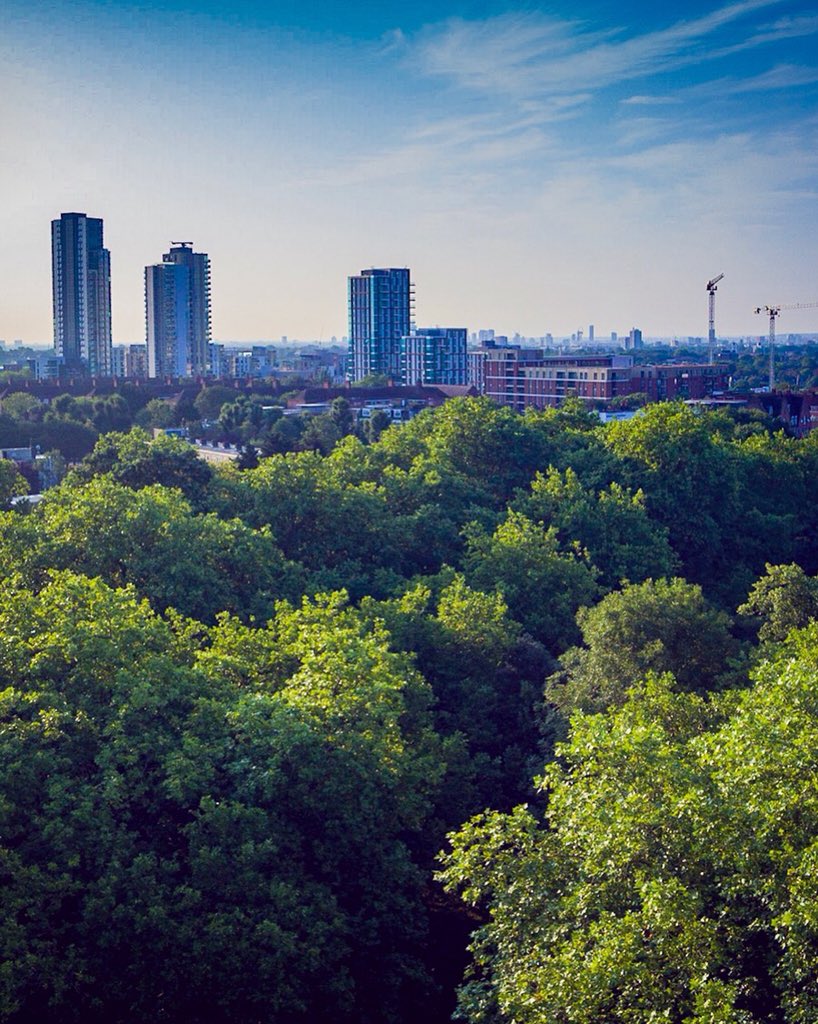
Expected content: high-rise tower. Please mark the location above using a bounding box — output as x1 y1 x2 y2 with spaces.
51 212 112 375
348 268 411 382
145 242 211 378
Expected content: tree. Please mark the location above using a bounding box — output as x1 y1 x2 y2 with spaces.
136 398 177 429
464 511 598 652
236 443 260 470
0 459 27 508
71 429 213 507
739 562 818 642
360 576 552 816
0 393 41 420
238 450 403 596
602 403 741 598
299 413 342 454
364 409 391 443
440 631 818 1024
0 476 301 622
548 577 741 718
330 396 355 436
514 467 677 590
194 384 238 421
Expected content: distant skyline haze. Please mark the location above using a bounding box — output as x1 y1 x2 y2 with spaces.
2 0 817 343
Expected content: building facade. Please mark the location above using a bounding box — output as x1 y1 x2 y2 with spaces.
481 346 552 412
402 327 467 386
145 243 211 378
51 212 112 375
348 268 411 382
479 352 730 411
631 363 730 402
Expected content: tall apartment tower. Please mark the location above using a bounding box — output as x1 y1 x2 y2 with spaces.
145 242 211 378
348 268 411 382
51 212 112 375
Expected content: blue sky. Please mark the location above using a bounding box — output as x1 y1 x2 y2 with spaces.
2 0 817 343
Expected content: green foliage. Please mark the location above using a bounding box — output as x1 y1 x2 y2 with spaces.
360 576 552 816
364 408 391 443
440 637 818 1023
0 393 41 419
0 459 27 508
3 395 818 1022
549 577 741 718
464 510 599 651
71 429 213 506
194 384 238 420
0 477 301 621
602 403 741 593
135 397 177 428
514 466 678 589
356 373 391 387
0 574 442 1023
739 562 818 642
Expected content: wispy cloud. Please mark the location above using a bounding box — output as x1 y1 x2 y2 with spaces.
622 94 683 106
622 62 818 108
407 0 794 99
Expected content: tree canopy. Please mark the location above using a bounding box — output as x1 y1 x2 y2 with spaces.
1 397 818 1023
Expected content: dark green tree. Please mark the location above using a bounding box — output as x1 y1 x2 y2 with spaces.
548 577 741 718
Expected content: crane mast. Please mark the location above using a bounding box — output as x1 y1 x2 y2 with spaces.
706 273 724 365
754 301 818 391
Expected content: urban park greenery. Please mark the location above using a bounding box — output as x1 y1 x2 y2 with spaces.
1 397 818 1022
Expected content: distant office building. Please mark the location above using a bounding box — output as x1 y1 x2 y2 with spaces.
627 327 643 350
227 346 277 378
589 325 595 342
145 242 211 378
480 352 728 411
402 328 467 386
51 212 112 375
348 268 411 382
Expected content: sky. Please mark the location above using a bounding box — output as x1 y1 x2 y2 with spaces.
2 0 818 344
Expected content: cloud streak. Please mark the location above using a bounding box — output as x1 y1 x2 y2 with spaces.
407 0 796 99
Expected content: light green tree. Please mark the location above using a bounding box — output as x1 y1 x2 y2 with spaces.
441 627 818 1023
739 562 818 642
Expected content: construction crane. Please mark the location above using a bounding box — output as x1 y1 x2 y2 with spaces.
754 302 818 391
706 273 724 364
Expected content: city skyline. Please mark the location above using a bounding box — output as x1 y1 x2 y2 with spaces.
3 0 818 342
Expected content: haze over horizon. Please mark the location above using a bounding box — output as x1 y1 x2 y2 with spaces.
3 0 818 344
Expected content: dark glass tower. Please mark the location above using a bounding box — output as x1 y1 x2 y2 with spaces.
51 212 112 375
348 268 411 383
